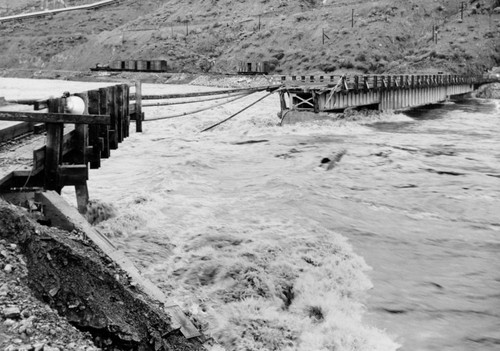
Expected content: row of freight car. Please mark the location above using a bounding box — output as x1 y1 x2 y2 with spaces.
237 61 271 75
91 60 168 72
91 60 272 74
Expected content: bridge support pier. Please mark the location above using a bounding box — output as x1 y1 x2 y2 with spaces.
277 74 486 123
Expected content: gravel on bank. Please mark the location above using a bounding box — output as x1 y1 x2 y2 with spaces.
0 218 100 351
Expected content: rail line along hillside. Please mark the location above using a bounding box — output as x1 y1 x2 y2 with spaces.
0 0 120 23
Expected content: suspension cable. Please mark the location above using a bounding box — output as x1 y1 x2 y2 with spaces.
143 91 257 122
141 91 251 107
200 91 275 132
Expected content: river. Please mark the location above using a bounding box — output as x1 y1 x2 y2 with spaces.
1 78 499 351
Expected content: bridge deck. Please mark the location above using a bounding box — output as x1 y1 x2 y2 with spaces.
276 74 494 121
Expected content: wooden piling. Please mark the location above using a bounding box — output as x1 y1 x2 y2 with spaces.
98 88 111 158
44 98 64 193
87 90 102 170
279 91 287 111
116 85 124 143
123 84 130 138
69 92 91 213
108 86 118 149
135 81 143 132
72 93 90 165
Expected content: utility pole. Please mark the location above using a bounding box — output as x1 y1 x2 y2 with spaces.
461 2 464 20
351 9 354 27
258 15 261 31
185 20 189 36
432 25 438 44
322 29 330 45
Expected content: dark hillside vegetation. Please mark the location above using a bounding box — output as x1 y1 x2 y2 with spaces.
0 0 499 76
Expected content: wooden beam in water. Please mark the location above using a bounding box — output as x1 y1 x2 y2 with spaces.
98 87 112 156
87 90 102 169
116 85 124 143
108 86 119 149
135 81 143 132
122 84 130 138
73 92 90 167
43 99 66 193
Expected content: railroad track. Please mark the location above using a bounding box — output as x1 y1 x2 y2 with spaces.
0 99 47 144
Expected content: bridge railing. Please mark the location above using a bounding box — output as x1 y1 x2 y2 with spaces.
279 74 491 91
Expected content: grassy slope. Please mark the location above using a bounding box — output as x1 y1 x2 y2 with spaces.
0 0 499 75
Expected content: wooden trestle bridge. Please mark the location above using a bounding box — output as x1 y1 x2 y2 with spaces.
276 73 495 123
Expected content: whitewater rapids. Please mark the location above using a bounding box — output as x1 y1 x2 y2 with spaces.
1 78 498 351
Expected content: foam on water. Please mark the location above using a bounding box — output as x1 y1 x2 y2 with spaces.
80 83 499 351
2 79 498 351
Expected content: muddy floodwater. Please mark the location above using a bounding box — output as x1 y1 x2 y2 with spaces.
1 78 499 351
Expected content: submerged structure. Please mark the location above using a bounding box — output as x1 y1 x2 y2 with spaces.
276 74 494 122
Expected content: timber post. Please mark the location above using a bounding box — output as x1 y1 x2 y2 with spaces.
87 90 102 169
135 80 143 132
116 85 124 143
312 91 319 113
98 89 110 158
44 98 64 193
122 83 130 138
73 92 91 214
279 90 287 112
109 86 118 149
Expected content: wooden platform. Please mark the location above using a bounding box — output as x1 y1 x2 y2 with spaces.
0 81 200 341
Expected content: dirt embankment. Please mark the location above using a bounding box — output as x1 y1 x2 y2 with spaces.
0 202 99 351
0 200 205 351
0 0 499 77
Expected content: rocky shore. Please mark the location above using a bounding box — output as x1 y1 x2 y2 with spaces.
474 83 500 99
0 205 99 351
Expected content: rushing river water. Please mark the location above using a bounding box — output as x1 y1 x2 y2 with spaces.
1 78 499 351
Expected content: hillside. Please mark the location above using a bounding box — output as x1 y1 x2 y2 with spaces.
0 0 499 76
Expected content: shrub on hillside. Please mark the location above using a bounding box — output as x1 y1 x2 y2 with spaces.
355 52 367 62
318 63 337 73
339 59 354 69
